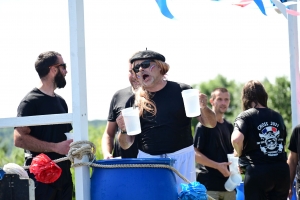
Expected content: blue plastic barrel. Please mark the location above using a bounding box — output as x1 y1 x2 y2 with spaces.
90 158 178 200
236 182 244 200
291 179 297 200
0 168 5 180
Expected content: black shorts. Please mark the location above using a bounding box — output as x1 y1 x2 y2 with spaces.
244 162 289 200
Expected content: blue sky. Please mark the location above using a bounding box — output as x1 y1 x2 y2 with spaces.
0 0 292 120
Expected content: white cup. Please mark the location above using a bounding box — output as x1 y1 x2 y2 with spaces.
181 89 201 117
224 173 242 191
227 154 239 173
122 107 141 135
65 132 74 140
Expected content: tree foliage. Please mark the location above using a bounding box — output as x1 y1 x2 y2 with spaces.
0 122 106 167
262 77 292 145
193 75 292 147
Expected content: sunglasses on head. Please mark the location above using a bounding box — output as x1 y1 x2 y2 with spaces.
133 60 153 73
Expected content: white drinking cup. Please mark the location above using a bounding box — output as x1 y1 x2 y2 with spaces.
227 154 239 174
181 89 201 117
65 132 74 140
224 173 242 191
121 107 141 135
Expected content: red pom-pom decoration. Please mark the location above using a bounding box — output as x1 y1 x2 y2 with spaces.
29 153 62 183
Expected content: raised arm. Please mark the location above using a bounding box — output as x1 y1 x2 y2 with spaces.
196 93 217 128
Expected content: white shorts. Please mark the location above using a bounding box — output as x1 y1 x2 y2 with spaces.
138 145 196 192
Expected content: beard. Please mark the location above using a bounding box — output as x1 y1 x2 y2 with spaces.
55 70 66 88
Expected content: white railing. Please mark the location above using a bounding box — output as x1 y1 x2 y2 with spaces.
0 114 73 128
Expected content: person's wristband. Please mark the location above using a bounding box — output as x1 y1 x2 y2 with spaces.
120 130 127 134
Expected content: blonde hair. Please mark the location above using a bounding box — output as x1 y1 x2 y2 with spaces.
134 60 170 117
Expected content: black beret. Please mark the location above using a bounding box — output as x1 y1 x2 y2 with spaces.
130 50 165 63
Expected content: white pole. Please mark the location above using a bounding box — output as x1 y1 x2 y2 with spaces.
68 0 90 200
287 4 300 129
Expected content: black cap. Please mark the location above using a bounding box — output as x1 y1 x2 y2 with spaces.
130 50 165 63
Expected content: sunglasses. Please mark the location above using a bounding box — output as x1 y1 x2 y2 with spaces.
57 63 67 70
52 63 67 70
133 60 153 73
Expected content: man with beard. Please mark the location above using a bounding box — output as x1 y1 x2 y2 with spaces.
194 88 235 200
14 51 73 200
101 60 139 159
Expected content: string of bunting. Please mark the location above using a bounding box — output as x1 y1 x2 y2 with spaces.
155 0 300 19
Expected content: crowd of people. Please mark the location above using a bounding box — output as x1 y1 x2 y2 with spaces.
13 50 299 200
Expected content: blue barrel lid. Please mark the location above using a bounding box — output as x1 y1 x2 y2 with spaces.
94 158 176 166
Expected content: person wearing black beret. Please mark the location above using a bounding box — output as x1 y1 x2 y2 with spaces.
117 50 217 192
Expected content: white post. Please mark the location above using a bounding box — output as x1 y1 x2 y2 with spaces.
287 4 300 129
68 0 90 200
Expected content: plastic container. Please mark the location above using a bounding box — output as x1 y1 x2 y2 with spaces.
122 107 141 135
0 168 5 180
181 89 200 117
64 132 73 140
227 154 239 173
236 182 244 200
224 173 242 191
90 158 178 200
291 179 297 200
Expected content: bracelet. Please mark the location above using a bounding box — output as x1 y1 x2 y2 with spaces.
120 130 127 134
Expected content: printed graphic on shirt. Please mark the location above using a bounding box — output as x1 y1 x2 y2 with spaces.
257 122 284 156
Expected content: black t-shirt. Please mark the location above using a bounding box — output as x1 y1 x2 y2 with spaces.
234 108 287 167
107 86 138 158
288 124 300 178
16 88 72 188
193 120 234 191
126 81 193 155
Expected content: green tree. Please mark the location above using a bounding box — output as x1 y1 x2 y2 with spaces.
262 77 292 146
